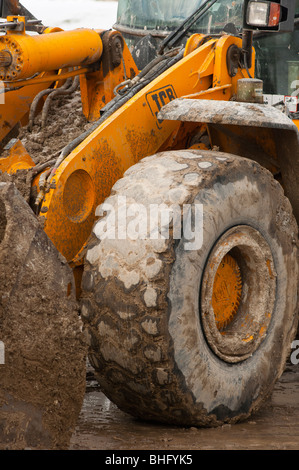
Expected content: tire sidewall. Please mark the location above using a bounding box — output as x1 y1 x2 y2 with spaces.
168 164 298 420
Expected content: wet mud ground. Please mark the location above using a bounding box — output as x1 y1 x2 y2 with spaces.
70 361 299 451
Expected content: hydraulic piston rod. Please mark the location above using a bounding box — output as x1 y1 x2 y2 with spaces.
0 17 103 81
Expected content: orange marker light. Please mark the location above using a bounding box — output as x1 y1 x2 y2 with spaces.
268 3 281 27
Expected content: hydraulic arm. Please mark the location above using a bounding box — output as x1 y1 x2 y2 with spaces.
0 17 103 81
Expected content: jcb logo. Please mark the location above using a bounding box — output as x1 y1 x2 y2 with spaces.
146 85 177 129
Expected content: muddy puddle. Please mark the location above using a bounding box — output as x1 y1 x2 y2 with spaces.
70 362 299 451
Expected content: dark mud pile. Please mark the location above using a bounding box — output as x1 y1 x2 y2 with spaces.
0 170 32 203
19 89 91 166
0 87 93 205
0 82 94 450
0 197 6 243
0 183 87 450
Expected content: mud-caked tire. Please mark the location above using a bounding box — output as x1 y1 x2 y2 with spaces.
82 150 298 426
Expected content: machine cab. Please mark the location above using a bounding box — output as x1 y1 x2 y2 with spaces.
115 0 299 118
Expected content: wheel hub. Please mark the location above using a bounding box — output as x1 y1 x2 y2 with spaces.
212 254 242 331
201 226 276 363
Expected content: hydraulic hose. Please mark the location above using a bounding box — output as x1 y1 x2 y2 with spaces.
45 48 184 187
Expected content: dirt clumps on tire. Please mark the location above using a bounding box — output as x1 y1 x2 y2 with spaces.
0 183 87 450
82 149 298 427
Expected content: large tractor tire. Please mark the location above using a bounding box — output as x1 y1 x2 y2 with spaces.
0 183 87 449
82 150 298 426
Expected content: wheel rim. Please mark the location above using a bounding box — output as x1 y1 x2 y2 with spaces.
201 226 276 363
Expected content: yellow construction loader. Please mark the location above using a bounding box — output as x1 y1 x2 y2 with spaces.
0 0 298 449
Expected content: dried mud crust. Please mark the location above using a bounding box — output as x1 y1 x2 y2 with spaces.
0 169 33 203
0 183 87 449
81 149 299 427
19 90 92 166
